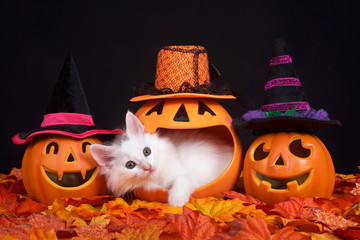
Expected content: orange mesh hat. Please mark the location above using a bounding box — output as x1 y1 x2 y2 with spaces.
131 45 235 102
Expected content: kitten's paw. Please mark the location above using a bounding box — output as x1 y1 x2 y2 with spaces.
168 191 190 207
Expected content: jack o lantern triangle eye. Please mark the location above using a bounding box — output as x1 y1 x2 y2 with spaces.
174 104 189 122
198 100 216 116
46 142 59 154
146 101 165 115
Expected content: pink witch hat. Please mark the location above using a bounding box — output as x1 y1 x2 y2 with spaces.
12 55 122 144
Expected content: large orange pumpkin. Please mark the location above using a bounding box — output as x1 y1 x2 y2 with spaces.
21 135 107 204
132 98 243 202
243 132 335 204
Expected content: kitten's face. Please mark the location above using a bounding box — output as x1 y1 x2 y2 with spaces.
115 133 156 180
90 111 159 187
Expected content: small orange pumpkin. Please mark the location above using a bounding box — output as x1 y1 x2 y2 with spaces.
243 132 335 204
21 135 107 204
133 98 243 202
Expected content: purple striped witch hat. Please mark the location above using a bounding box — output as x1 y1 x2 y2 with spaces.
239 39 340 134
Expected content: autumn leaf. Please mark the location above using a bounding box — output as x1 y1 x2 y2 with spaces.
44 199 98 227
336 173 357 181
102 197 129 218
9 168 22 180
350 183 360 196
0 215 18 227
115 219 166 240
89 214 111 226
0 185 18 213
186 197 265 222
0 168 21 182
343 201 360 224
222 191 264 205
271 226 311 240
115 228 144 240
44 199 76 223
107 215 127 232
262 197 329 220
54 229 78 239
212 216 271 240
73 224 116 239
165 207 219 240
305 207 358 231
0 225 30 239
129 199 182 219
0 170 25 196
0 177 17 184
29 228 57 240
116 226 163 240
66 216 87 228
311 197 352 215
334 226 360 240
283 218 323 233
306 232 342 240
333 175 357 193
64 195 113 207
15 198 48 216
27 214 66 232
70 203 100 219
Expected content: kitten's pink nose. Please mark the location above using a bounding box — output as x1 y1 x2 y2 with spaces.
142 163 153 173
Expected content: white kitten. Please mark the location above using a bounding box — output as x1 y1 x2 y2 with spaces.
90 111 233 207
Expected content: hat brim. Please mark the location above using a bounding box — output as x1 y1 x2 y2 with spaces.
237 116 341 133
12 125 122 145
130 93 236 102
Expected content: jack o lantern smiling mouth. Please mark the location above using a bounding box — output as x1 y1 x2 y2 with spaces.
256 171 310 190
45 167 97 188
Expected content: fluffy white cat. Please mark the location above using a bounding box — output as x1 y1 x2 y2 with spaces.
90 111 233 207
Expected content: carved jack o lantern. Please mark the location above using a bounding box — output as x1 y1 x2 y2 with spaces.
12 55 121 204
130 45 243 202
239 39 340 204
21 135 107 204
133 98 242 202
243 132 335 204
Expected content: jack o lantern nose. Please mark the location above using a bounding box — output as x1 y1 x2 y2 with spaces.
174 104 189 122
274 155 285 166
67 153 76 162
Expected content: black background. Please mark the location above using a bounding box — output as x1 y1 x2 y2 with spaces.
1 1 359 174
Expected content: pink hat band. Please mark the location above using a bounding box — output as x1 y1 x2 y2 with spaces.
41 112 95 127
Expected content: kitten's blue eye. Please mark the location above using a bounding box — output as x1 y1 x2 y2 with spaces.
125 161 136 169
143 147 151 156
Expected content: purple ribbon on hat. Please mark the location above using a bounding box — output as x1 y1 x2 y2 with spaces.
264 77 301 91
261 102 310 112
269 55 292 66
242 108 331 121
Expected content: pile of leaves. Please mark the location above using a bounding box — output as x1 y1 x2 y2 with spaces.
2 169 360 239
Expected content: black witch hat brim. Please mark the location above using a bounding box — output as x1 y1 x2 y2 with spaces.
237 108 341 134
12 125 122 145
131 93 235 102
238 116 341 134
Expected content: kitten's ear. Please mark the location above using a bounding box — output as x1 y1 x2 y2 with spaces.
90 144 115 168
126 111 145 135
